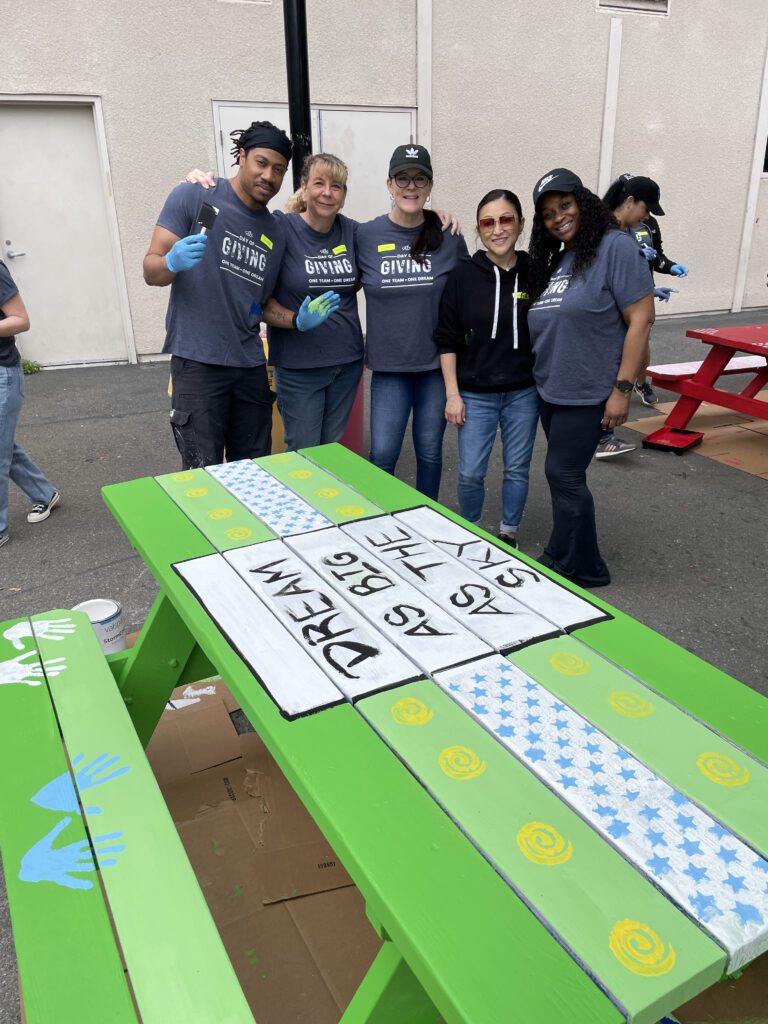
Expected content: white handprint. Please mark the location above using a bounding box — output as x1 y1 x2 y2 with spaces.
3 618 76 652
0 651 67 687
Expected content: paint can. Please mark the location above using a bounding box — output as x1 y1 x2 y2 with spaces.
71 598 127 654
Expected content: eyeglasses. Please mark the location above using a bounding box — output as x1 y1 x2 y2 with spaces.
478 213 518 231
393 173 431 189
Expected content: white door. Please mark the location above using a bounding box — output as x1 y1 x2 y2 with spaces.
0 102 130 366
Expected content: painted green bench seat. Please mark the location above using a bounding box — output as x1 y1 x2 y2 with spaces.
0 610 254 1024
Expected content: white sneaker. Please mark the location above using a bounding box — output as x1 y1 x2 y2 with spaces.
634 381 659 406
595 437 636 459
27 490 60 524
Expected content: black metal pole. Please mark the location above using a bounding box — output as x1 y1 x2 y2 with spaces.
283 0 313 190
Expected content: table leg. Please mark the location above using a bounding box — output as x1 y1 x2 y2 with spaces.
339 941 440 1024
644 345 734 452
113 592 200 746
740 365 768 399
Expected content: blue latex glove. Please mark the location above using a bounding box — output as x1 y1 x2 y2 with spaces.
670 264 689 277
165 233 207 273
654 287 678 302
295 291 341 332
640 245 658 263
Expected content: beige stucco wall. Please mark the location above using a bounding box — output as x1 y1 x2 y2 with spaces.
2 0 768 361
0 0 416 358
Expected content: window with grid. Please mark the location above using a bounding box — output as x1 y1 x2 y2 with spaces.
598 0 668 13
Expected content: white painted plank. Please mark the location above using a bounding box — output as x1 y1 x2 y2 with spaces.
286 529 493 674
395 507 608 631
206 460 331 535
435 655 768 972
174 554 343 718
342 516 561 651
225 541 421 700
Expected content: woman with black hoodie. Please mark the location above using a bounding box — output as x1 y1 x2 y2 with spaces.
435 189 539 548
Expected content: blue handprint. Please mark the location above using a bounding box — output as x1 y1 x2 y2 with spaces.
18 817 125 890
32 754 130 815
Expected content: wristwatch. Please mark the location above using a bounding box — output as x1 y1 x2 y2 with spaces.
614 379 634 395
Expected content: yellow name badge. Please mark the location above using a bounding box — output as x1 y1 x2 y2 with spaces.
514 291 529 299
332 244 347 255
260 234 273 250
377 243 396 252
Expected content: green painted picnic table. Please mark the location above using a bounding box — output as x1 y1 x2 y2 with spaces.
101 443 768 1024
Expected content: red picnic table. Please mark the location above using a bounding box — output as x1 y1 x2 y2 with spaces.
642 323 768 452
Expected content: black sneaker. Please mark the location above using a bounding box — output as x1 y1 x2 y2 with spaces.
595 437 636 459
0 533 8 548
634 381 659 406
497 532 518 548
27 490 60 524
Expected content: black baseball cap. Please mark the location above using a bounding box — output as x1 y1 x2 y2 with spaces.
389 144 433 179
623 175 665 216
532 168 583 206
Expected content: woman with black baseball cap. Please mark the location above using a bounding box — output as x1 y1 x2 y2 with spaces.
356 144 468 500
527 168 655 587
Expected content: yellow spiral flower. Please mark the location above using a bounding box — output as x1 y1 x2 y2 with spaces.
290 469 312 479
172 472 195 483
390 697 434 726
516 822 573 866
549 652 591 676
336 504 366 516
609 920 676 977
184 487 208 498
225 527 252 540
697 752 750 787
207 507 233 520
438 746 487 780
273 454 293 462
609 691 654 718
315 487 339 499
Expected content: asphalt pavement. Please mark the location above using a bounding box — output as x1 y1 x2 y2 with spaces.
1 306 767 1021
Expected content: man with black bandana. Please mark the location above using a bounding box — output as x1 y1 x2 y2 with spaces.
144 121 339 468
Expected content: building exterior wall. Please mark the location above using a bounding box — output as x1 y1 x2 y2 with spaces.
1 0 767 363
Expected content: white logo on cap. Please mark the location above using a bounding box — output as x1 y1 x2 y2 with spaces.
405 147 419 158
537 174 557 193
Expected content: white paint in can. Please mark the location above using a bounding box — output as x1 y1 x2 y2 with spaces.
71 598 126 653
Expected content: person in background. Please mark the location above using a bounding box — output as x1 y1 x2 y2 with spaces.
356 144 468 501
261 153 362 450
595 174 667 458
0 261 60 548
143 121 338 469
436 189 538 548
527 168 654 587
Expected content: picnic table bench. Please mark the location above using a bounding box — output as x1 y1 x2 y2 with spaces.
0 610 255 1023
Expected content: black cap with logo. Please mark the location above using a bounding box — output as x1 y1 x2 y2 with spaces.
532 168 584 206
622 175 665 216
389 144 433 179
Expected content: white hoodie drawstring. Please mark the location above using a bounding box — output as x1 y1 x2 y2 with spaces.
512 268 519 350
491 264 501 340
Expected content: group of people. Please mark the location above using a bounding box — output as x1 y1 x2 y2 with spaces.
138 120 690 588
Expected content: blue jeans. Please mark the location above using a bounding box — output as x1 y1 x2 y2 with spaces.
369 369 446 501
0 364 55 536
275 359 363 451
457 386 540 534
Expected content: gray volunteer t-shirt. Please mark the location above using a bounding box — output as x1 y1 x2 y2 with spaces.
157 178 285 368
528 229 652 405
0 261 20 368
356 214 468 372
267 212 363 369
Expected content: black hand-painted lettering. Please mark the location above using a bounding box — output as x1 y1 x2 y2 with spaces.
450 583 510 615
288 593 336 623
494 567 541 589
249 558 302 586
301 612 354 648
384 604 452 637
323 640 381 679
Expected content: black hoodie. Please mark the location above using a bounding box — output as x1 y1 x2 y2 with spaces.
435 250 535 392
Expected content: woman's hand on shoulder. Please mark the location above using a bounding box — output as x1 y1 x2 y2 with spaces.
445 393 466 427
183 169 216 188
435 209 462 236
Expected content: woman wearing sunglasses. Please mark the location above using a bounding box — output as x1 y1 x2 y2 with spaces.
527 168 654 587
435 190 538 547
356 145 468 500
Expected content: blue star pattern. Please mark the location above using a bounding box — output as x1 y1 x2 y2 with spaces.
207 460 331 535
434 654 768 971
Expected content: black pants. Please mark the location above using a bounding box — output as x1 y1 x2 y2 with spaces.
169 356 273 469
538 401 610 588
